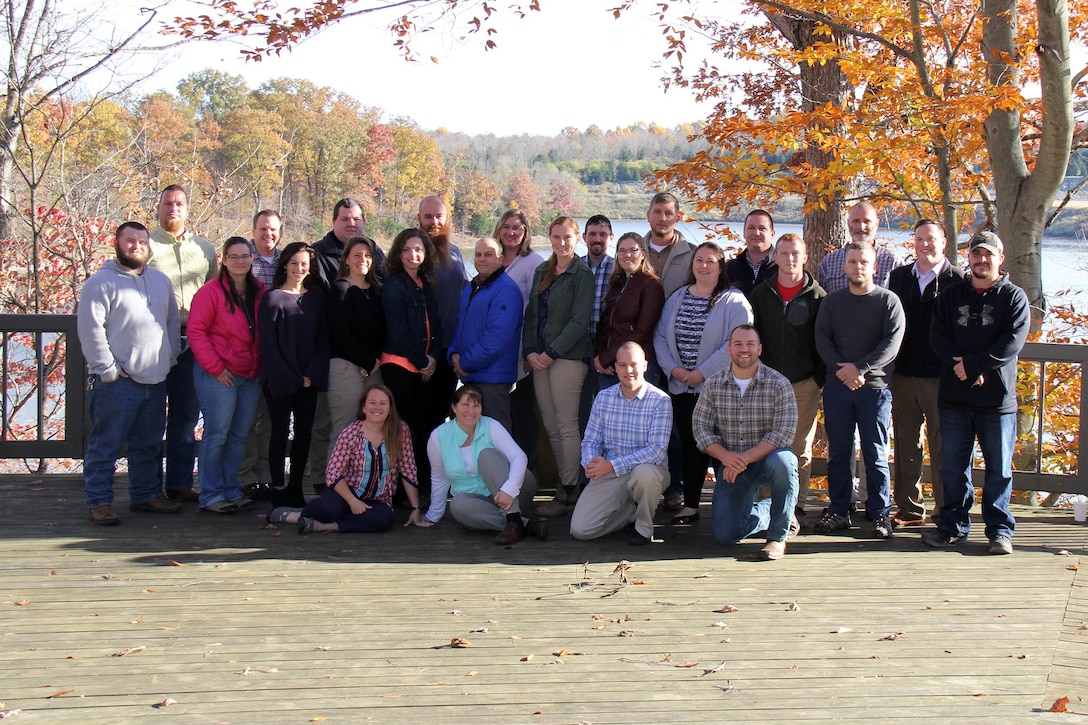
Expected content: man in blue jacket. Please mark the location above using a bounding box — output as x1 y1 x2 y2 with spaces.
922 231 1029 555
449 237 524 432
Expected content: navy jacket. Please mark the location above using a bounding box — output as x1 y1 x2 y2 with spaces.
382 272 440 370
449 267 523 384
930 274 1030 414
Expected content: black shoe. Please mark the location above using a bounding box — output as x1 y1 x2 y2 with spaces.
813 509 852 534
628 531 652 546
794 507 809 529
670 511 700 525
920 528 968 548
873 513 893 539
242 482 272 501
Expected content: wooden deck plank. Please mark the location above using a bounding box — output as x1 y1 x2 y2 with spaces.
1 474 1086 722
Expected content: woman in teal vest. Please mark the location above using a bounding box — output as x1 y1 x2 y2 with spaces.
421 385 547 545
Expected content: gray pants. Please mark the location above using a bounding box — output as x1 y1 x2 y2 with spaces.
570 462 668 540
447 448 538 532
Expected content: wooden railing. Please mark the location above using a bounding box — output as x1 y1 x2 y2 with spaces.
0 315 1084 495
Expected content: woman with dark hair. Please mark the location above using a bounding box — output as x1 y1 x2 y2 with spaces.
259 241 329 508
420 385 546 544
524 216 594 517
495 209 547 470
593 232 665 391
267 383 420 533
654 241 753 525
327 236 384 458
188 236 265 514
380 228 440 482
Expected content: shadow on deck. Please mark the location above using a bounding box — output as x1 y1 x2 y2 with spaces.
1 474 1086 723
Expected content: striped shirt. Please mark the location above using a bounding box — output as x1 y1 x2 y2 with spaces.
817 244 901 293
675 289 711 373
581 381 672 476
692 362 797 454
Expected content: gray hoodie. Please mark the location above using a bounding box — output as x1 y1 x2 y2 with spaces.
77 259 181 384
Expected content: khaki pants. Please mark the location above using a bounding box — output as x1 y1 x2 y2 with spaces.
533 358 587 494
791 377 821 508
891 374 944 519
570 462 668 540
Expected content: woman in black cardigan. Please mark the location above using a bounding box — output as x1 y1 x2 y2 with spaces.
259 242 329 508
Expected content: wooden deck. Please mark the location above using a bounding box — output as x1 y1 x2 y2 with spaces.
1 474 1086 724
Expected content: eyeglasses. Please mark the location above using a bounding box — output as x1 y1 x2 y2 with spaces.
617 248 642 256
226 254 252 261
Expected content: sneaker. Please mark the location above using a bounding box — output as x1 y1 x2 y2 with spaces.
89 504 120 526
988 535 1013 555
920 528 968 548
873 513 893 539
227 496 256 512
200 500 239 514
535 498 571 517
813 509 852 534
242 482 273 501
130 496 183 514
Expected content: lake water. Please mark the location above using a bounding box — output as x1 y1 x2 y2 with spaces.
541 219 1087 302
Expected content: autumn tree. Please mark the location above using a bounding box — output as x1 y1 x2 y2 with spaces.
546 176 581 218
378 120 447 225
503 168 542 229
453 168 499 233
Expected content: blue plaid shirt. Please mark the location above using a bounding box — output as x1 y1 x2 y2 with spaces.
581 381 672 476
583 254 615 336
250 241 281 290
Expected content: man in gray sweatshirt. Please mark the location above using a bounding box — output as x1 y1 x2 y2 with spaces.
814 242 905 539
77 222 183 525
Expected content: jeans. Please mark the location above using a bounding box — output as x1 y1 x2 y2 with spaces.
711 449 798 544
823 384 892 518
194 366 261 507
83 376 167 508
162 345 200 491
937 408 1016 540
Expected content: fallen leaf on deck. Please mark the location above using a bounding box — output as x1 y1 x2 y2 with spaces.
710 621 730 629
673 661 700 668
465 671 478 677
169 561 185 566
611 615 632 623
271 531 282 537
553 649 583 656
694 573 712 578
1050 696 1069 712
1067 565 1079 571
617 630 634 637
258 668 279 674
880 632 904 641
469 627 488 633
993 614 1007 618
1012 654 1028 659
152 698 176 708
715 682 736 693
701 661 727 675
43 522 57 527
715 605 738 613
142 589 155 594
1057 550 1072 556
591 624 607 630
130 617 144 625
787 602 800 611
0 709 21 719
447 610 462 616
450 638 472 648
631 580 646 585
49 570 55 576
113 646 145 657
46 690 74 699
317 646 332 651
310 718 328 722
592 614 604 620
520 655 533 662
14 601 29 607
659 653 672 662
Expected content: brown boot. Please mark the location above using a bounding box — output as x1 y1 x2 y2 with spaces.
526 519 548 540
89 504 120 526
495 519 526 545
759 539 786 560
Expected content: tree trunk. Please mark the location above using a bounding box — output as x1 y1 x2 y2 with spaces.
981 0 1073 321
767 12 853 274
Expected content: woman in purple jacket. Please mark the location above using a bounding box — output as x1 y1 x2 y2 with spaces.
188 236 265 514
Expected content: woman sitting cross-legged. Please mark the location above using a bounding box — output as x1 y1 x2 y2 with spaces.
267 383 420 533
417 385 547 545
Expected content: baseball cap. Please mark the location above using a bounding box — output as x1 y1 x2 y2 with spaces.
968 230 1003 255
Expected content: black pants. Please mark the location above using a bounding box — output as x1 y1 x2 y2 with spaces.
265 385 318 506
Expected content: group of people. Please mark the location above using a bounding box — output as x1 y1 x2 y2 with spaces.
77 187 1029 558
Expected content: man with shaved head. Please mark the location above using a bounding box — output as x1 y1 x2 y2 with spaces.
817 202 901 293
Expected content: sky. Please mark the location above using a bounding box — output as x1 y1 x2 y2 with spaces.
149 2 719 136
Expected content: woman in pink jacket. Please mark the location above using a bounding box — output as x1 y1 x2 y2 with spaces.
188 236 265 514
